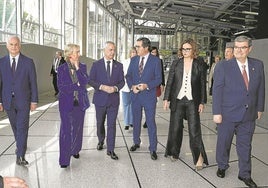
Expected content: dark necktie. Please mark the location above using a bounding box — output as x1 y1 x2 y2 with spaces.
139 57 145 76
107 61 111 81
12 58 16 74
242 65 249 90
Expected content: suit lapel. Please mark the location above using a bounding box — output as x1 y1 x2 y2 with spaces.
247 59 255 90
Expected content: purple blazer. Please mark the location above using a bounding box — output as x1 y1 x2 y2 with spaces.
88 58 124 107
0 53 38 110
57 62 90 112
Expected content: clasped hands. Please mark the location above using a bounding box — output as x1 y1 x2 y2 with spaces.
100 85 117 94
132 83 148 94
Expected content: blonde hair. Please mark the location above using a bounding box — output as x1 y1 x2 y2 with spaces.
64 44 80 62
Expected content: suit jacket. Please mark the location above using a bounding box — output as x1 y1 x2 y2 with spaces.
50 57 65 75
126 54 162 104
163 58 207 111
0 53 38 110
88 58 124 107
212 57 265 122
57 62 90 112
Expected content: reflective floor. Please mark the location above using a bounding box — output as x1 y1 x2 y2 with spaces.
0 90 268 188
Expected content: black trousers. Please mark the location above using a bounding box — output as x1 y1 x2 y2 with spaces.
165 98 208 165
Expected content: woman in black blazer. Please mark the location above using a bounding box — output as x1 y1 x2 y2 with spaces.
163 39 208 170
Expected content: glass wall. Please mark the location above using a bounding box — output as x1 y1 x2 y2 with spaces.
0 0 129 60
88 0 120 60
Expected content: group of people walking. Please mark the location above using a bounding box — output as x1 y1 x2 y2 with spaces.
0 35 264 188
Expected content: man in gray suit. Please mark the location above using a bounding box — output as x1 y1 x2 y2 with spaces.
213 35 265 188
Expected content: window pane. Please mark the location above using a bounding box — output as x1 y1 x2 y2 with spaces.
88 0 97 58
44 0 61 47
44 31 61 48
0 0 16 42
65 23 74 44
65 0 74 24
21 0 39 43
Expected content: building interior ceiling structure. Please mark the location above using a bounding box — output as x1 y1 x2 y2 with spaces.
104 0 259 39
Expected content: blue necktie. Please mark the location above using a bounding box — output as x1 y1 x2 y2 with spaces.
12 58 16 74
107 61 111 81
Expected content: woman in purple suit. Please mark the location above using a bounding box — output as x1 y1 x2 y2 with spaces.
57 44 90 168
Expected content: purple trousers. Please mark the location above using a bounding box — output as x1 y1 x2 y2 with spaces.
59 106 85 166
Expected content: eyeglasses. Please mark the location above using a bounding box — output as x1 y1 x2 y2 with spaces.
181 48 192 52
234 46 249 50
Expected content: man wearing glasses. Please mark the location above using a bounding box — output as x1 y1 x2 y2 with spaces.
213 35 265 188
126 37 162 160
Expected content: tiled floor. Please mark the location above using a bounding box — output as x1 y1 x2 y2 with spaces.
0 90 268 188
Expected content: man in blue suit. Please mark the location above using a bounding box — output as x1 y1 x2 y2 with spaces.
126 37 162 160
213 35 265 188
0 36 38 166
88 41 124 160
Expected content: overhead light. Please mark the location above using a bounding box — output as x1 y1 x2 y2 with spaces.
141 8 147 18
242 11 258 16
234 30 249 36
230 16 257 22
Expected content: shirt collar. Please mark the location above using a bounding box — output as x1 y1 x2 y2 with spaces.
9 54 19 63
236 58 248 70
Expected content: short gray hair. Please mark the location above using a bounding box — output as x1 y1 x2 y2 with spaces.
234 35 252 47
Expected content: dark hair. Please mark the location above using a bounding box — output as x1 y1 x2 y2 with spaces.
137 37 151 50
150 46 159 57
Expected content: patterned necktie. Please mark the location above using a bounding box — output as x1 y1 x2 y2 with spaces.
139 57 145 76
242 65 249 90
12 58 16 74
107 61 111 81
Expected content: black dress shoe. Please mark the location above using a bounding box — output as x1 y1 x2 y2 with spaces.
150 151 157 160
107 151 119 160
216 168 226 178
97 142 104 150
143 122 147 128
60 165 68 168
72 154 80 159
238 176 257 188
130 144 140 151
16 157 29 166
130 124 133 127
124 126 129 130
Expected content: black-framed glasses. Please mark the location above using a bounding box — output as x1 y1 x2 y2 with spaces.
181 48 192 52
234 46 249 50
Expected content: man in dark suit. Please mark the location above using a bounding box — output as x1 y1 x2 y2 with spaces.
88 41 124 160
0 36 38 166
50 51 65 95
213 35 265 188
126 37 162 160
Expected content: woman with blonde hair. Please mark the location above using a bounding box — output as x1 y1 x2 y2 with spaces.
58 44 90 168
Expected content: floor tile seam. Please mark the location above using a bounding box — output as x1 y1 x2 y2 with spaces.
117 118 142 188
